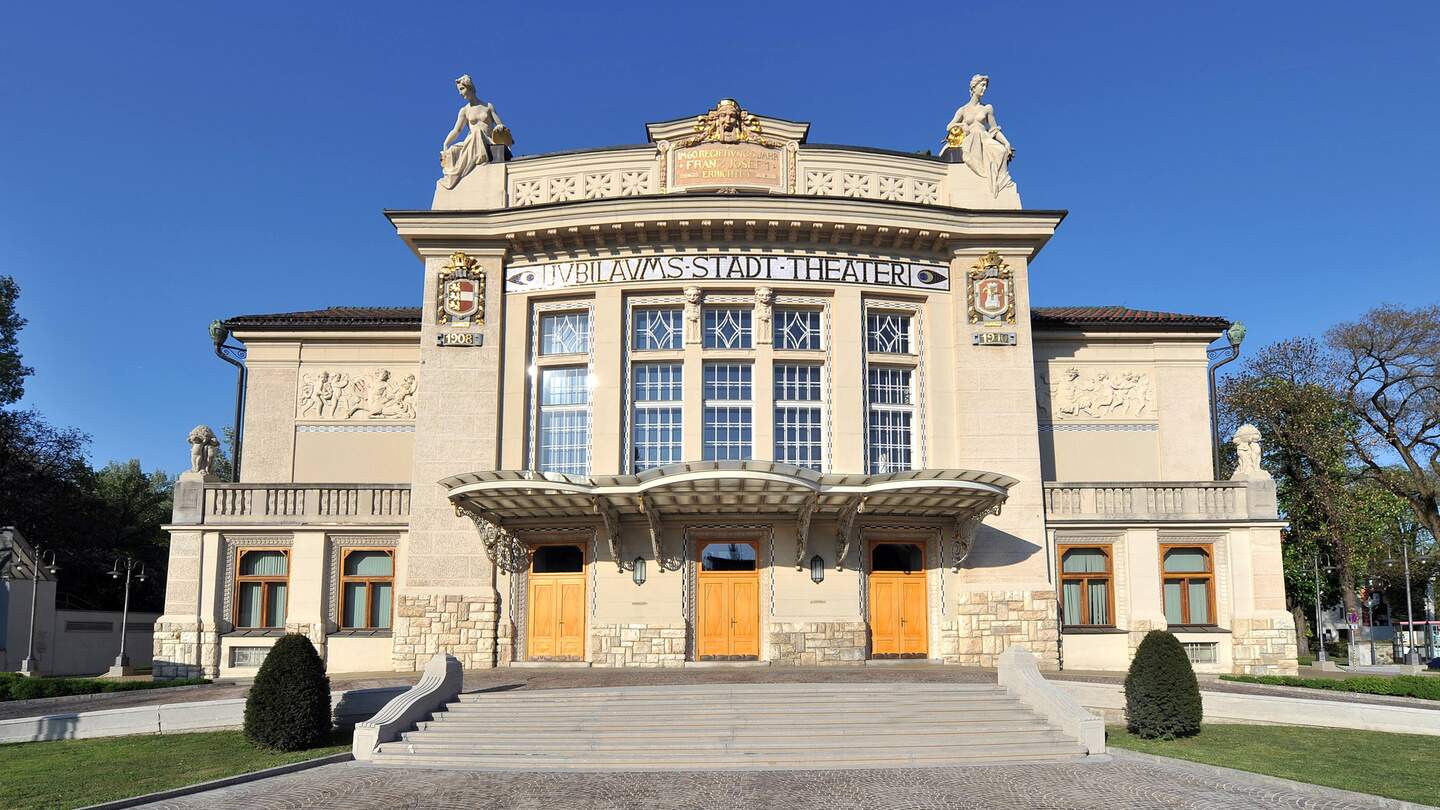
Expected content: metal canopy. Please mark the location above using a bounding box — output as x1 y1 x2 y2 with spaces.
442 462 1016 573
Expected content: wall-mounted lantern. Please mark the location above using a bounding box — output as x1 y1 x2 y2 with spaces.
810 554 825 584
632 556 647 586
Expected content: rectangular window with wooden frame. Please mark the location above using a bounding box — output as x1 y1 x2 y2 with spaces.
1058 545 1113 627
340 549 394 630
1161 544 1215 626
235 549 289 629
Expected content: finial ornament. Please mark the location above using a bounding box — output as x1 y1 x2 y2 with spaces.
438 74 511 190
943 74 1016 197
1230 424 1271 480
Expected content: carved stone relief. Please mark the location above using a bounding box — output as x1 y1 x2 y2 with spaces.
297 369 418 421
1037 367 1154 420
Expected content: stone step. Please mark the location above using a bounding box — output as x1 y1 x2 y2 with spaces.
412 718 1054 737
430 709 1033 728
399 728 1071 750
367 743 1088 771
455 691 1011 707
445 694 1022 711
457 683 998 700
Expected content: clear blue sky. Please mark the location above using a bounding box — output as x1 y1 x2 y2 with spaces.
3 2 1438 475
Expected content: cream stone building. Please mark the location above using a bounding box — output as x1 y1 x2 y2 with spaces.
154 86 1296 680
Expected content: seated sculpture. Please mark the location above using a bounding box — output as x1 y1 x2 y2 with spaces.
945 74 1015 197
439 75 511 190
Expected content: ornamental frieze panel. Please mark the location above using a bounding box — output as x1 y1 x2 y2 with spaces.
802 169 940 205
297 368 418 421
1037 366 1155 421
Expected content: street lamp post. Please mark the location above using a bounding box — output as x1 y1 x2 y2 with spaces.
6 546 59 678
106 556 147 677
1313 553 1335 664
1388 540 1420 667
1206 321 1247 480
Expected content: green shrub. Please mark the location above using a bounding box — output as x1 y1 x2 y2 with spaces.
243 634 332 751
1220 673 1440 701
0 672 209 702
1124 630 1203 739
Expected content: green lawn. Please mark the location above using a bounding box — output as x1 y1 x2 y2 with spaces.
0 729 350 810
1108 724 1440 805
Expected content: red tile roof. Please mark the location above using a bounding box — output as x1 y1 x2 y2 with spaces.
1031 306 1229 331
226 305 1229 333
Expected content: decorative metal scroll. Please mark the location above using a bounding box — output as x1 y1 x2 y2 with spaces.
793 493 818 570
464 511 530 574
951 500 1006 572
591 497 623 572
833 496 866 571
640 495 684 571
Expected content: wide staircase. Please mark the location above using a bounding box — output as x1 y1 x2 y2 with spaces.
367 682 1089 770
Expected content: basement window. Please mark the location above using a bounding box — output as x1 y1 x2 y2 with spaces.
1182 642 1217 664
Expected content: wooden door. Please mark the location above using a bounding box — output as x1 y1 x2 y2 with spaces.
695 540 760 659
869 542 928 657
527 545 586 661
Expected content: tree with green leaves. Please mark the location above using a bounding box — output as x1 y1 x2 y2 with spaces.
0 276 34 406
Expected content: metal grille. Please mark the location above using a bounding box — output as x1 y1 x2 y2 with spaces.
866 312 913 354
538 367 590 474
703 307 752 349
774 364 823 471
633 363 682 471
867 367 914 473
632 308 682 350
774 308 822 350
539 311 591 355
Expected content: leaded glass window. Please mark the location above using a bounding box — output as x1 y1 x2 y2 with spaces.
867 367 913 473
633 363 682 471
774 308 822 350
703 362 752 460
866 311 913 354
539 311 591 355
703 307 752 349
538 367 590 474
633 308 682 351
774 364 823 471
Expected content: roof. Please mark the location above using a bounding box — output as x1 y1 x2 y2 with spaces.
1030 306 1229 332
223 307 423 331
224 305 1228 333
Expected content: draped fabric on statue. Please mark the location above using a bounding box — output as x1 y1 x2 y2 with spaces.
440 104 497 190
962 126 1014 197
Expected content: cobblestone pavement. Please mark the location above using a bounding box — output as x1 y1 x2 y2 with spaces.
139 754 1391 810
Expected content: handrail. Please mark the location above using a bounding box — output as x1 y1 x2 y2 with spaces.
997 645 1105 755
352 652 462 761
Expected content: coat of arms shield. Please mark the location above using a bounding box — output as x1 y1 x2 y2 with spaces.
437 252 485 327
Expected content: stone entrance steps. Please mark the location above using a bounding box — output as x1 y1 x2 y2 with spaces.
367 682 1089 771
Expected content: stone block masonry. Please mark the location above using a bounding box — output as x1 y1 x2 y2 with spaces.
768 622 867 665
591 623 687 668
392 594 497 671
942 590 1060 669
152 621 219 679
1231 616 1299 676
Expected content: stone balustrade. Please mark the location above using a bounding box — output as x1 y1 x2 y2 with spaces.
1043 480 1278 522
189 483 411 525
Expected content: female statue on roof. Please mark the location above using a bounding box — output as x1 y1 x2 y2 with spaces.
439 74 512 190
945 74 1015 197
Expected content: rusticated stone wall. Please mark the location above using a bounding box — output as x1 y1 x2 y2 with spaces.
768 622 867 665
392 594 497 671
152 621 220 679
591 623 686 667
942 590 1060 669
1231 616 1299 675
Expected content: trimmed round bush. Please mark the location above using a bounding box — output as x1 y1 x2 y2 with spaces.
1124 630 1202 739
243 634 332 750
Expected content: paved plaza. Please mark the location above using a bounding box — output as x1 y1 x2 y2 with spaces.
138 753 1396 810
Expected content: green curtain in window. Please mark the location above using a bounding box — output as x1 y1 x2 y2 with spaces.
237 582 263 627
1062 548 1107 573
344 551 393 577
1088 580 1109 624
240 550 288 576
1188 581 1210 624
371 583 393 628
343 582 367 628
1163 580 1184 624
1163 548 1207 573
1061 580 1082 624
268 582 287 627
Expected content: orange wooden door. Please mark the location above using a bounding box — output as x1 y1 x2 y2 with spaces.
528 574 585 660
869 573 928 656
696 574 759 657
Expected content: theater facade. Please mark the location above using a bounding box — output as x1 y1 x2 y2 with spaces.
154 84 1297 680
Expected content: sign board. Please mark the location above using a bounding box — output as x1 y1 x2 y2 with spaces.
671 142 784 192
505 253 949 294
